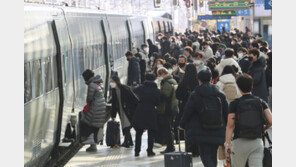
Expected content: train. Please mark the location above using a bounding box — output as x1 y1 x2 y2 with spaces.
24 3 173 167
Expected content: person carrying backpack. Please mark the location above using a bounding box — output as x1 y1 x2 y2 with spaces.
179 70 229 167
225 74 272 167
216 65 241 103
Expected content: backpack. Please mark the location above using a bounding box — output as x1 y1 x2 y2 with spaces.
235 98 266 139
200 95 223 130
223 82 239 102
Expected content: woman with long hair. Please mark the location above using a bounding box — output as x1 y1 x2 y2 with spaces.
110 75 139 148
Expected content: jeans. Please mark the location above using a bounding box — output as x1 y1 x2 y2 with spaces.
135 129 155 153
198 143 219 167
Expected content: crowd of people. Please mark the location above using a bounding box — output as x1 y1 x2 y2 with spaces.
80 28 272 167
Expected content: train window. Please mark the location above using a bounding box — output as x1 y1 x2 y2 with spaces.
53 55 58 88
79 48 84 74
44 57 53 93
33 59 42 97
24 62 32 103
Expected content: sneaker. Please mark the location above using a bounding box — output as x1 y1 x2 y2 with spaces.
86 144 97 152
153 143 162 148
82 134 95 145
160 148 175 154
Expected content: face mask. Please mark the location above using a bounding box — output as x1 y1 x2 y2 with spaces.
193 60 202 65
110 82 116 88
231 42 234 45
178 63 185 68
168 69 173 74
250 39 254 43
157 64 163 69
144 48 149 53
157 76 163 82
150 56 154 61
238 53 244 59
158 36 162 40
172 66 177 71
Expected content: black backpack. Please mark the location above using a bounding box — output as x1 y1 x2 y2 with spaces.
235 98 266 139
200 95 223 130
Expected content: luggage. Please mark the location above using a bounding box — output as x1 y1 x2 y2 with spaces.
263 132 272 167
164 130 193 167
236 99 265 139
105 120 121 147
200 95 223 130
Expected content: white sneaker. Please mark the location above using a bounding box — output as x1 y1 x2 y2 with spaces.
153 143 163 148
82 134 95 144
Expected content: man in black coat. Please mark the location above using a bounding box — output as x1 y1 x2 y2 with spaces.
147 39 159 59
160 36 171 57
237 47 251 73
133 73 161 157
179 70 229 167
247 49 269 102
126 51 141 86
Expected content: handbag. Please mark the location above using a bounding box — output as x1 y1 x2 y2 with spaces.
263 132 272 167
83 82 103 114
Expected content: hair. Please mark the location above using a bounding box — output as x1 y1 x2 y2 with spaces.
260 47 268 53
211 68 219 80
135 53 142 59
225 48 235 58
232 38 238 43
262 41 268 48
201 41 210 46
111 75 122 87
141 44 148 48
82 69 94 82
157 59 166 65
181 63 198 91
164 53 171 61
198 69 212 83
193 51 204 58
251 42 259 49
168 57 177 65
237 47 248 53
236 74 253 93
163 62 172 69
147 39 153 45
184 46 193 54
221 65 236 77
125 51 133 57
179 55 187 62
157 67 169 76
248 48 260 57
145 73 156 81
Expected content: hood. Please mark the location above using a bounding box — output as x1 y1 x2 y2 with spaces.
86 75 103 85
219 74 236 84
253 56 266 68
143 81 157 88
195 82 220 97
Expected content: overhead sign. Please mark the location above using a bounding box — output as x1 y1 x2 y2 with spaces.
265 0 272 10
198 15 231 20
255 0 272 17
217 21 230 32
236 9 250 16
209 1 250 11
212 10 237 16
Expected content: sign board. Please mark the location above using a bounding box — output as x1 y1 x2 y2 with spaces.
201 21 207 27
209 1 250 11
198 15 231 20
255 0 272 17
265 0 272 10
236 9 250 16
212 10 236 16
217 21 230 32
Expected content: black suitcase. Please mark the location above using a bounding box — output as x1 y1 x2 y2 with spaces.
105 120 121 147
164 130 193 167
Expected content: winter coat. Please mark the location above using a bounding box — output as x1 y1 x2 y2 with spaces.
173 67 185 83
139 59 146 84
180 83 229 145
157 75 179 116
170 45 181 59
216 74 241 103
231 43 242 56
111 85 139 124
133 81 161 130
239 55 251 73
203 46 214 61
160 40 171 57
248 57 269 102
216 58 242 76
83 75 107 128
127 57 141 85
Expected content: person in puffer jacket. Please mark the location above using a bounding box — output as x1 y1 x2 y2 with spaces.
216 48 242 76
82 69 107 152
216 65 241 103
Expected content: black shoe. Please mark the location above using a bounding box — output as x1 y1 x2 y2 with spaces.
147 151 156 157
86 144 97 152
135 152 140 157
120 142 130 148
160 148 175 154
129 141 134 146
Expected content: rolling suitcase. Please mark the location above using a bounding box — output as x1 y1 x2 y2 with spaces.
164 130 193 167
105 120 121 147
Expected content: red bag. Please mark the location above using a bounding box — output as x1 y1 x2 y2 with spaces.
83 82 103 114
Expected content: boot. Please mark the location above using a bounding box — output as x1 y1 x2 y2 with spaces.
86 144 97 152
147 149 156 157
